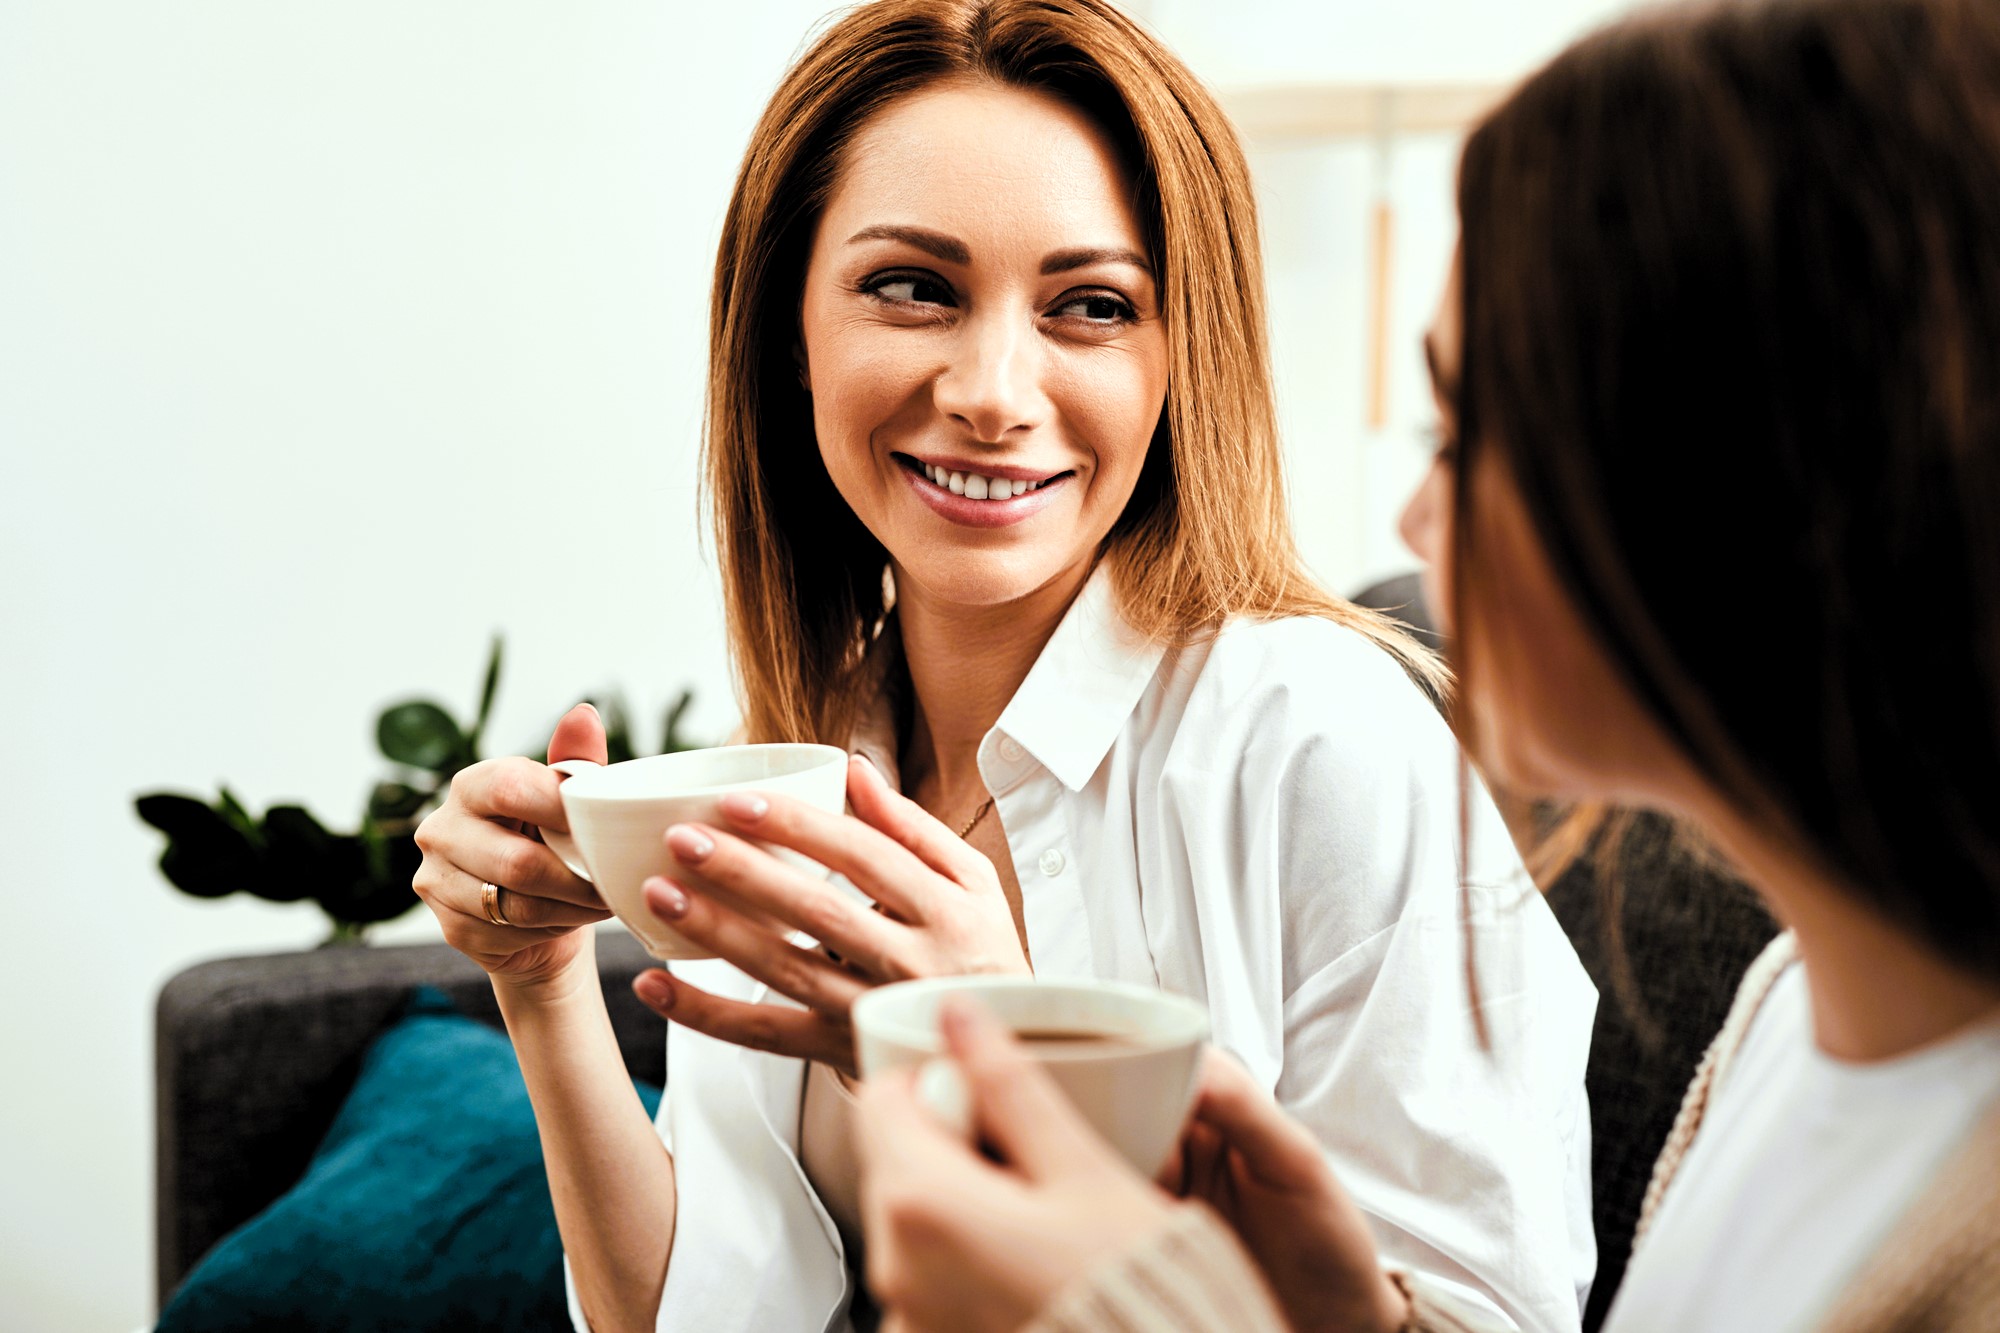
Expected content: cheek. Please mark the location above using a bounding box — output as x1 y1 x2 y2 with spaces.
801 315 933 472
1400 460 1455 637
1460 520 1647 801
1050 343 1167 490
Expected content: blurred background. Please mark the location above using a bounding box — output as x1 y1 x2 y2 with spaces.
1 1 1638 1327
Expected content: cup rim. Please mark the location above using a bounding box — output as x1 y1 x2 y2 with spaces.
852 976 1210 1060
557 742 848 803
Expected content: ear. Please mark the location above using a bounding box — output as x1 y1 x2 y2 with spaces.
793 343 812 392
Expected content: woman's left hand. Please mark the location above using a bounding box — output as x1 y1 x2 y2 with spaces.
854 998 1184 1333
631 754 1029 1076
855 1006 1408 1333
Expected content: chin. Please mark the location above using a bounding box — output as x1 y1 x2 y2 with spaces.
891 548 1081 609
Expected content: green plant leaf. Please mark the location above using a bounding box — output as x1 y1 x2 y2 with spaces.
385 833 425 902
259 804 339 903
594 694 636 765
158 842 257 899
377 700 465 771
468 635 503 752
264 804 334 845
316 831 421 926
216 787 260 842
331 880 422 925
137 793 225 839
366 781 430 823
662 689 696 754
136 793 262 899
321 918 368 946
359 814 390 881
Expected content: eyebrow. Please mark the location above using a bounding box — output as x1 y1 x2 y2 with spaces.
846 225 970 265
1040 246 1152 277
845 226 1152 278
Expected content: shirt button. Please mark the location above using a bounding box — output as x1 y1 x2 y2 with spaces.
1038 848 1066 877
999 737 1025 763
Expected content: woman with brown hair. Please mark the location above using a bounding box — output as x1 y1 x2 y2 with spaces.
409 2 1596 1330
851 0 2000 1328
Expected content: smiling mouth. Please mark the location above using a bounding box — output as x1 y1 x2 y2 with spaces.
893 453 1072 500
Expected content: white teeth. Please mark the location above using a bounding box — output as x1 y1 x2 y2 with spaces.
918 462 1053 499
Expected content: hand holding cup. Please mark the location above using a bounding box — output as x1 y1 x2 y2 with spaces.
535 742 850 961
630 754 1032 1076
852 998 1191 1333
410 703 617 991
853 1001 1407 1333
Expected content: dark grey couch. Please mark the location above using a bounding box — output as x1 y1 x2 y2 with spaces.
153 929 665 1309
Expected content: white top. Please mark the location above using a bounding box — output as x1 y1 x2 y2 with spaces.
569 565 1599 1333
1604 957 2000 1332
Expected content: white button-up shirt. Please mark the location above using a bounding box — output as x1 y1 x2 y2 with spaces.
570 566 1598 1333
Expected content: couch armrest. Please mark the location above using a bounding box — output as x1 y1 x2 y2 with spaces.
154 927 664 1306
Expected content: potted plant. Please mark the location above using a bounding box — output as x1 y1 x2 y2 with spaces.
136 639 699 944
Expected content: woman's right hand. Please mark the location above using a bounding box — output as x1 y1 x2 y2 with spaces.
1160 1050 1407 1333
411 702 616 992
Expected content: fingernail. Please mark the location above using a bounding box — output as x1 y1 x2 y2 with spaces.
851 753 882 783
645 876 689 919
939 996 1001 1047
635 970 675 1010
666 824 714 862
938 996 975 1041
720 791 769 822
579 701 600 720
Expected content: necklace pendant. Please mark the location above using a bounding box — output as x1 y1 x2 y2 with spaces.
956 796 995 840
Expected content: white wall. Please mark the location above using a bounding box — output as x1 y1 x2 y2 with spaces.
0 3 1630 1328
1248 129 1468 592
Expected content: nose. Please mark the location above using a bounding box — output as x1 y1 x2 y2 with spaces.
932 308 1047 443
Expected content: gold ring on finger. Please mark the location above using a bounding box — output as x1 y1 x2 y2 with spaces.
482 881 515 928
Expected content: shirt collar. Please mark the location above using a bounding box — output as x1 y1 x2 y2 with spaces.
846 563 1167 794
993 563 1167 792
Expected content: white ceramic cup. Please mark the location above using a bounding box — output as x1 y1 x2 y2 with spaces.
540 743 849 961
851 976 1211 1174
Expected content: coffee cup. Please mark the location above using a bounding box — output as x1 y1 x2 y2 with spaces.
541 743 849 961
851 976 1210 1173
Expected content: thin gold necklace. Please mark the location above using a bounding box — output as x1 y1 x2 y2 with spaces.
956 796 995 839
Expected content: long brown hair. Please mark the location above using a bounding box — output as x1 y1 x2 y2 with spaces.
707 0 1442 747
1453 0 2000 980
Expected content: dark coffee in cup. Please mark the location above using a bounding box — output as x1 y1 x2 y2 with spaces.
852 976 1212 1173
1013 1028 1145 1052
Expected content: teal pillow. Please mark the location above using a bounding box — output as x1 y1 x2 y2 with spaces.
157 987 662 1332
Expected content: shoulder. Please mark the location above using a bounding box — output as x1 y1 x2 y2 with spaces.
1158 614 1451 765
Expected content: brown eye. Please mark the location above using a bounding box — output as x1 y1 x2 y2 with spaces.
865 274 955 306
1054 292 1136 323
